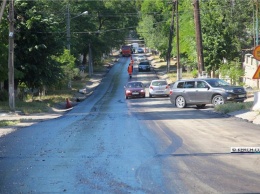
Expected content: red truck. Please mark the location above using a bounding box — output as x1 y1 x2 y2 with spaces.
121 45 132 57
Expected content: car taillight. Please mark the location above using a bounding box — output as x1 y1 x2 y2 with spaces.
169 90 173 95
150 86 153 90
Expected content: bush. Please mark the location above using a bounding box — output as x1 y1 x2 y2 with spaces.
214 101 253 114
0 90 8 101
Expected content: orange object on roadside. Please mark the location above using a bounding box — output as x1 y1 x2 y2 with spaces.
66 98 72 109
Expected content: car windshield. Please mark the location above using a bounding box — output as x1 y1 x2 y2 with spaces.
206 79 230 87
139 62 149 65
126 82 143 88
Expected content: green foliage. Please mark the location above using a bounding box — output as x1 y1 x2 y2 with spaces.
214 101 253 114
200 0 253 71
0 8 9 82
219 58 244 85
14 1 64 91
0 120 20 127
0 0 138 93
0 90 8 101
137 0 171 58
191 69 198 78
137 0 254 75
136 0 198 66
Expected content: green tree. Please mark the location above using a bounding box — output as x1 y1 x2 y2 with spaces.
219 58 244 85
200 0 253 72
64 0 138 67
14 0 64 92
137 0 171 60
0 5 10 84
52 49 77 88
0 0 142 94
137 0 197 67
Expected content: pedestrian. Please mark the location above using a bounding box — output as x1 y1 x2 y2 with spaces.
127 63 133 78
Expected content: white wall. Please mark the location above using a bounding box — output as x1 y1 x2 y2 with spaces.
243 54 259 88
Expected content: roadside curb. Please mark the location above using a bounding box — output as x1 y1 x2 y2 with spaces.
0 71 109 123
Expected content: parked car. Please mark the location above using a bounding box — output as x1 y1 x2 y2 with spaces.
169 78 247 108
137 48 144 53
138 61 151 72
124 81 146 99
149 80 170 97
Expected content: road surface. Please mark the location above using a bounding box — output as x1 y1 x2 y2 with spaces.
0 55 260 193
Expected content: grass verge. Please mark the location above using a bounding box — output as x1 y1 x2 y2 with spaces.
0 120 20 127
214 101 254 114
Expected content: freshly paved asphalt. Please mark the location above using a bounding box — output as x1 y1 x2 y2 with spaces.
1 61 259 138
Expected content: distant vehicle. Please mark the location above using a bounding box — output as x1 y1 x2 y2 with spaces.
169 78 247 108
138 61 151 72
135 55 147 62
149 80 170 98
124 81 146 99
121 45 132 57
137 48 144 53
132 43 139 53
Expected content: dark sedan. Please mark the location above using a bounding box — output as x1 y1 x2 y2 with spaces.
124 81 146 99
137 48 144 53
138 61 151 72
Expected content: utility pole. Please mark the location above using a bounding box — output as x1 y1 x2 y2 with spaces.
8 0 15 111
193 0 204 76
255 0 259 89
66 4 71 51
0 0 7 23
256 0 259 47
166 0 176 73
176 0 181 80
88 43 93 77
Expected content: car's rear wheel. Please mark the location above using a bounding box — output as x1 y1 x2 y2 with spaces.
196 104 206 108
175 96 186 108
212 95 224 106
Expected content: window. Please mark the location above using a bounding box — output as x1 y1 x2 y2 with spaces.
184 81 195 88
177 82 184 88
152 81 167 86
197 81 207 88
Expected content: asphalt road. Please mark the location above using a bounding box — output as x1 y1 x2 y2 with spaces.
0 55 260 193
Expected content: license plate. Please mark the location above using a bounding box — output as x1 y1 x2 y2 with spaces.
132 92 139 95
238 94 245 98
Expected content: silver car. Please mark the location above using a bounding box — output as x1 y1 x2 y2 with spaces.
169 78 247 108
149 80 170 97
135 55 147 62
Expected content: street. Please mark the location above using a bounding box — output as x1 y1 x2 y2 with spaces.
0 56 260 193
